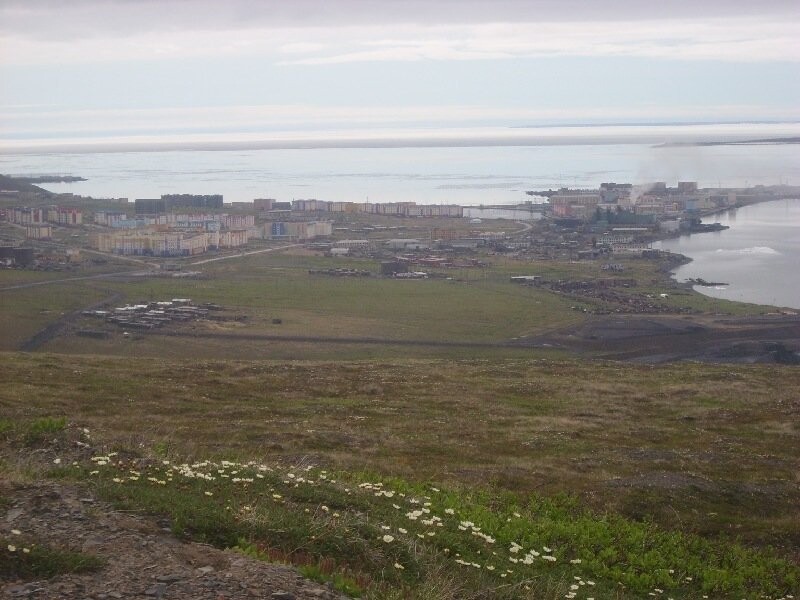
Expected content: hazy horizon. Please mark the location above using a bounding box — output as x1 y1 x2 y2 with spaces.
2 1 799 156
3 121 799 156
1 1 798 201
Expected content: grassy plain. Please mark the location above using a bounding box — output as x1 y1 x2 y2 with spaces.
7 250 582 358
1 245 773 358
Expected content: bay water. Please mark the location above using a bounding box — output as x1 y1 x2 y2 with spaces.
654 199 800 309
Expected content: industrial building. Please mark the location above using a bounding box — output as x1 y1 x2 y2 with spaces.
0 246 35 266
263 221 332 240
254 199 277 211
549 191 601 219
134 194 224 214
134 198 167 214
161 194 223 209
385 239 429 251
332 239 370 250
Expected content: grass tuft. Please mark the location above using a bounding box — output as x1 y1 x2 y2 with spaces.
23 417 67 445
0 537 103 581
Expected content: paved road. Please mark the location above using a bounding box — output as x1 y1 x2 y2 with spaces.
190 244 301 265
1 244 299 290
0 270 153 292
78 247 154 266
510 220 534 237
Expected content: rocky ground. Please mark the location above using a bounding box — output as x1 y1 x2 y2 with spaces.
1 479 351 600
525 313 800 363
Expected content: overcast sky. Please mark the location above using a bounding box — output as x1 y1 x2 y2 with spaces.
1 0 798 148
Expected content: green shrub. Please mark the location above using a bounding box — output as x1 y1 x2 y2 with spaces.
0 538 103 580
24 417 67 445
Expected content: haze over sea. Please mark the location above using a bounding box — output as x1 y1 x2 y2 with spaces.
2 123 799 205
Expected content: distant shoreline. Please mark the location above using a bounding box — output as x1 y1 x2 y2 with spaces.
12 175 87 183
656 137 800 147
6 136 799 155
4 123 800 155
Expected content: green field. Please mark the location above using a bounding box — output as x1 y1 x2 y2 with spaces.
1 246 773 359
2 250 581 357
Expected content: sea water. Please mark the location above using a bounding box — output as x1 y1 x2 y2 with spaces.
1 140 798 205
654 199 800 309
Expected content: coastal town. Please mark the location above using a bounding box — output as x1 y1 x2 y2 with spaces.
2 174 798 268
2 173 799 363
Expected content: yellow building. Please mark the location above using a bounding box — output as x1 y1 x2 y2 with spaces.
219 229 249 248
26 224 53 240
90 230 212 256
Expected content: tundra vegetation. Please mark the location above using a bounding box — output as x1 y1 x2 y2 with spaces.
1 355 798 598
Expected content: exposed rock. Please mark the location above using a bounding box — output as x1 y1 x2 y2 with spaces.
1 481 350 600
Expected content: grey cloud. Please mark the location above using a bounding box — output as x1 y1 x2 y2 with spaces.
2 0 798 40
